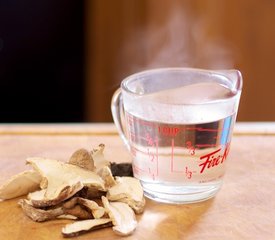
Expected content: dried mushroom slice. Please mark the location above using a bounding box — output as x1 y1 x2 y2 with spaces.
26 158 105 202
63 204 93 220
63 197 105 219
97 166 116 189
0 170 41 200
91 144 110 171
62 218 112 238
0 145 146 239
107 177 145 214
118 197 146 215
57 214 78 220
68 148 95 171
102 196 137 236
27 182 84 208
27 189 46 202
39 177 48 189
18 199 64 222
77 198 105 219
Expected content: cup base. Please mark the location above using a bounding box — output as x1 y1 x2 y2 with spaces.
141 180 222 204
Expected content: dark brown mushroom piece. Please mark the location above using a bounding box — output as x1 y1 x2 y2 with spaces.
110 162 133 177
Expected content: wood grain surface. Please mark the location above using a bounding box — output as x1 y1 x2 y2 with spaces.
0 124 274 240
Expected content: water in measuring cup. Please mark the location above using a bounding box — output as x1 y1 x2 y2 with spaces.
124 82 239 203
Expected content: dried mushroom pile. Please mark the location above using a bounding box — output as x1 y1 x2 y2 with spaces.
0 144 145 237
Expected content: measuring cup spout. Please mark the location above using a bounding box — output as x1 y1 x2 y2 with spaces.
216 69 243 93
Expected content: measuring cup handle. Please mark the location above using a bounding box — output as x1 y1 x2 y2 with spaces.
111 88 130 150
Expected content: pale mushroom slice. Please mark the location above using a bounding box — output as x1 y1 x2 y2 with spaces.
77 198 105 219
91 144 110 171
68 148 95 171
27 189 46 202
107 177 145 214
57 214 78 220
97 166 116 189
102 196 137 236
63 197 105 219
118 196 146 215
27 182 84 208
62 218 112 238
18 199 64 222
26 157 105 206
0 170 42 200
39 177 48 189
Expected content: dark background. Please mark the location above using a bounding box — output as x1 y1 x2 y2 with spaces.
0 1 84 122
1 1 275 123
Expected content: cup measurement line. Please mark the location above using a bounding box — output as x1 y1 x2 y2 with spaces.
130 145 159 178
170 138 187 174
130 134 220 149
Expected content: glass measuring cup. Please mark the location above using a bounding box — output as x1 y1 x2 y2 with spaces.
111 68 242 204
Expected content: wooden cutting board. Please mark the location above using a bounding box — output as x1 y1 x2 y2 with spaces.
0 124 274 239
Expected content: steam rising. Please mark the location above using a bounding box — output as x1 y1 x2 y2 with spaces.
118 4 234 77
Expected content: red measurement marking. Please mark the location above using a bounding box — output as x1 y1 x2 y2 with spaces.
173 141 196 155
198 128 219 132
185 127 219 132
129 131 136 142
127 115 134 126
170 139 185 173
132 135 148 142
170 138 174 173
145 133 155 146
186 141 195 155
137 119 155 127
128 120 133 126
158 126 180 137
131 146 148 155
170 139 197 174
195 144 218 148
147 149 155 162
131 132 159 179
185 167 196 179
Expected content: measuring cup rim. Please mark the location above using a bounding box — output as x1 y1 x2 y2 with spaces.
121 67 242 97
